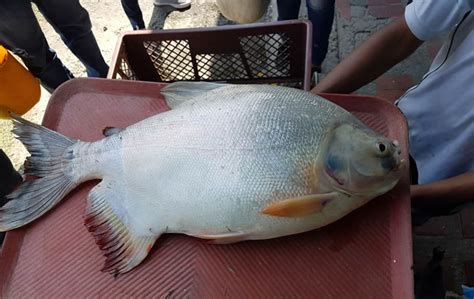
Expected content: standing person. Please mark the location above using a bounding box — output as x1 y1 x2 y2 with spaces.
0 0 109 92
277 0 335 73
312 0 474 219
120 0 191 31
121 0 146 30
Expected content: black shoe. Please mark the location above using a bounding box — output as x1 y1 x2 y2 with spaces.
0 149 23 206
312 64 322 74
0 149 23 246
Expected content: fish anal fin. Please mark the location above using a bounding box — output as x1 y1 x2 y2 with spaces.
261 193 337 218
190 231 249 245
84 180 158 275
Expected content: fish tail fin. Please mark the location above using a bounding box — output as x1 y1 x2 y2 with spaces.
0 114 78 231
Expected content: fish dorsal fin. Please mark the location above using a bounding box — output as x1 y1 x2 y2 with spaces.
160 81 229 109
85 179 157 275
261 193 338 217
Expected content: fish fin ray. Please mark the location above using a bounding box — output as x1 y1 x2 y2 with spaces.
0 114 77 231
261 193 338 217
161 82 229 108
85 180 157 275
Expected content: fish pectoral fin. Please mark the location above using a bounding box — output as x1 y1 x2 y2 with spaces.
161 81 229 108
189 231 249 244
85 179 158 275
102 127 124 137
261 193 337 218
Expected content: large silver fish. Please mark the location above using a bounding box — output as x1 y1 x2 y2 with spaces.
0 82 403 274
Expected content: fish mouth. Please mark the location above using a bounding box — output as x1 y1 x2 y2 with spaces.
386 157 400 172
393 159 404 171
381 142 403 173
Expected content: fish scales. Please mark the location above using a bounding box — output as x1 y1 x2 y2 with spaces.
117 86 345 234
0 82 403 274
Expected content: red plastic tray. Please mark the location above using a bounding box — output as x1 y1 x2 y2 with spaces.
0 78 413 298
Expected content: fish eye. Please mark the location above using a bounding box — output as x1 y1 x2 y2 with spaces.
377 142 386 153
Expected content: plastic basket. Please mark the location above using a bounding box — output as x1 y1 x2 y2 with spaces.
108 20 312 90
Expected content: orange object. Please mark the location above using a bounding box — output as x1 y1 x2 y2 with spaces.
0 45 40 119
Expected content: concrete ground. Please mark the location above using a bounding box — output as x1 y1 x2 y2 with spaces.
0 0 471 296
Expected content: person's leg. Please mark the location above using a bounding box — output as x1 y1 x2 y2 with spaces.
0 150 23 206
275 0 302 74
0 0 74 91
153 0 191 9
121 0 146 30
33 0 109 77
306 0 335 69
277 0 301 21
0 149 23 246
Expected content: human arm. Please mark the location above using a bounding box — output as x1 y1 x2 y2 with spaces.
311 17 423 94
411 172 474 210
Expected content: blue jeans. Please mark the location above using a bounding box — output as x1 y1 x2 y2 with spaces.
277 0 335 66
0 0 109 92
121 0 146 30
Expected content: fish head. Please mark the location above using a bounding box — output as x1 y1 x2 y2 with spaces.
319 120 403 199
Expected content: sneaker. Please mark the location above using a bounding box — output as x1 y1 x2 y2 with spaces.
153 0 191 9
